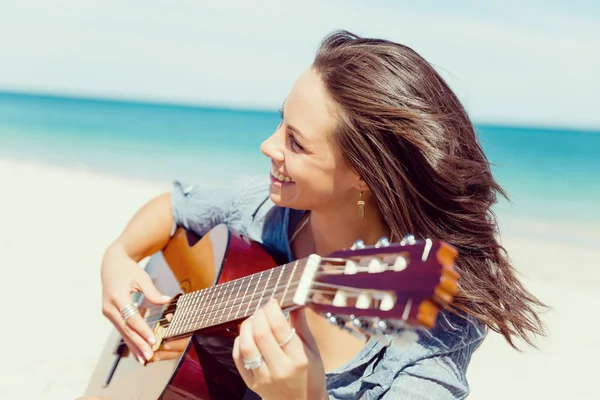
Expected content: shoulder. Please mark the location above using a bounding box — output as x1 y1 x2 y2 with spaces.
170 175 274 236
326 310 486 400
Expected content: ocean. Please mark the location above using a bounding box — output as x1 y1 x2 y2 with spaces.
1 91 598 229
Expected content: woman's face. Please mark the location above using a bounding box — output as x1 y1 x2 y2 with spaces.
260 68 361 212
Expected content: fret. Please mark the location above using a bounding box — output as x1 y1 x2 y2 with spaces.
178 290 204 334
235 275 251 321
180 290 197 334
208 282 226 328
244 272 262 317
183 291 201 334
281 260 299 306
270 264 285 303
220 276 237 325
169 293 187 336
255 268 273 312
191 287 207 332
226 277 240 323
180 293 194 334
166 261 310 338
199 284 219 331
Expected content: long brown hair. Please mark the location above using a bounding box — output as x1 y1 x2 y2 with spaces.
312 30 546 349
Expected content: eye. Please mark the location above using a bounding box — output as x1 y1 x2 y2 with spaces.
288 132 305 152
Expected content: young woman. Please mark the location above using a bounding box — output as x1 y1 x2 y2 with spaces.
99 31 545 399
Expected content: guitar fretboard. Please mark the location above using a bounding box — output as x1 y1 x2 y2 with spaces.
165 259 307 338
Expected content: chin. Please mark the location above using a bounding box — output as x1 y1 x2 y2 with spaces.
269 190 302 210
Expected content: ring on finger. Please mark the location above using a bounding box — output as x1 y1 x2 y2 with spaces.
243 354 264 370
120 303 139 322
278 328 296 348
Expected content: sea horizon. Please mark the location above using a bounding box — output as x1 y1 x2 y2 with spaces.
1 89 598 231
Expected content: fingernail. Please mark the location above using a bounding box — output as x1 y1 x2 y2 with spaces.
144 351 152 360
137 355 145 365
162 295 172 301
148 337 156 345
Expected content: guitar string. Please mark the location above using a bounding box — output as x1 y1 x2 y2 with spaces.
162 282 309 333
146 279 397 329
149 269 302 326
160 283 423 336
139 261 417 326
139 263 403 314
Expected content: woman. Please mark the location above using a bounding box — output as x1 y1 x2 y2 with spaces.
100 31 545 399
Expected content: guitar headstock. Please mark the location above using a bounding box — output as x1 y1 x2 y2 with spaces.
307 235 459 348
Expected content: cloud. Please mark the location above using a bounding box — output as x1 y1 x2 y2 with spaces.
0 0 598 129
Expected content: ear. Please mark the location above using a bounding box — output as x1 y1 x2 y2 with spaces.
352 174 370 193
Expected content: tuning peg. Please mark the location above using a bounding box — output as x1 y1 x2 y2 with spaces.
373 318 388 333
375 237 390 247
351 316 367 330
325 312 346 327
344 260 358 275
332 290 348 307
351 239 366 250
356 293 372 309
392 256 408 271
400 234 416 245
392 330 420 348
326 313 368 341
367 258 384 273
380 293 395 311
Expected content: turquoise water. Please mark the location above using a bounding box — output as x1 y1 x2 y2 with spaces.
1 91 598 224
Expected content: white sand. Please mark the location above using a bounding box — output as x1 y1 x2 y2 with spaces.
0 157 598 399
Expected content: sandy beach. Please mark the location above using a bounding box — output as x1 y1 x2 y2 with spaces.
1 157 598 400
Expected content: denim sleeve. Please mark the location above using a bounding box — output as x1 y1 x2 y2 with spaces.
326 311 486 400
170 176 271 237
170 180 237 237
377 354 471 399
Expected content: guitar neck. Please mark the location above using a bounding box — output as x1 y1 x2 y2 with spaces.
164 258 309 339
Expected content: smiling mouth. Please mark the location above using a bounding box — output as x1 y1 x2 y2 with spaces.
270 165 295 183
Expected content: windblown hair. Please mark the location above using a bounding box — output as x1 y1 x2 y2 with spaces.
312 30 546 349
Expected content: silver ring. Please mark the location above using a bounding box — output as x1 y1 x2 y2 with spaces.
243 354 264 370
120 303 139 321
278 328 296 348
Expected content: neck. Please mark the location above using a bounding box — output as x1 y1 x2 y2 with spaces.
307 204 391 256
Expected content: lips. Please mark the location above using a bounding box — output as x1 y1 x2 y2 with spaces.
270 165 295 183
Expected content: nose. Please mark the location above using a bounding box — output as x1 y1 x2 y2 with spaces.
260 125 285 163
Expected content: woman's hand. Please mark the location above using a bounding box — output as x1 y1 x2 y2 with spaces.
232 299 328 400
101 243 171 364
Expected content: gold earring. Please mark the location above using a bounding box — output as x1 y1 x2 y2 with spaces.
357 191 365 219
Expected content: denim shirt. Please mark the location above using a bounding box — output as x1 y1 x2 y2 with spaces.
171 176 487 400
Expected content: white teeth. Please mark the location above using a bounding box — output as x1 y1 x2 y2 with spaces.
270 167 294 183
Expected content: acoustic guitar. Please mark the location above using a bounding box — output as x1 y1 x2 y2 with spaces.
83 224 459 399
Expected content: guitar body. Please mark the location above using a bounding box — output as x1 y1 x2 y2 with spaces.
84 224 277 400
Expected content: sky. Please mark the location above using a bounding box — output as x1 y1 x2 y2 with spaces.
0 0 598 129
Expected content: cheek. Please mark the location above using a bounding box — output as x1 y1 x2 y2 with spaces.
291 158 337 192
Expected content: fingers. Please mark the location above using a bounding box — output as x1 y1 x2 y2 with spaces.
288 307 318 351
105 309 148 365
136 271 171 305
263 299 302 351
251 307 287 368
233 317 268 383
118 301 157 350
232 331 252 383
112 299 156 362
